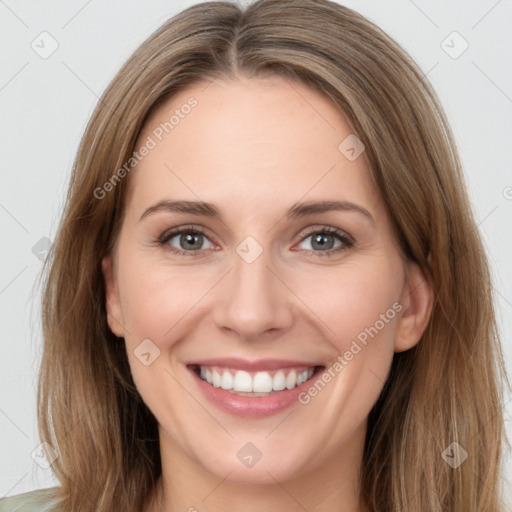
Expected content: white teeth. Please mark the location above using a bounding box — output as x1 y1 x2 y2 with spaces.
285 370 297 390
233 370 253 392
273 370 286 391
220 371 234 390
197 366 317 393
212 370 221 387
252 372 273 393
297 370 309 386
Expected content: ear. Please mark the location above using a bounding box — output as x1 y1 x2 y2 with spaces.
101 254 125 338
394 261 434 352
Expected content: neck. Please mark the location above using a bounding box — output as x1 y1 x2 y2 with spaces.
144 424 369 512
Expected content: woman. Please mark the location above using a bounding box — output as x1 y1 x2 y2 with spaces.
0 0 508 510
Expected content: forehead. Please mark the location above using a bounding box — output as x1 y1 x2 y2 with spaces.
125 75 382 221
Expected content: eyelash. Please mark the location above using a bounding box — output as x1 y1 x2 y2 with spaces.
156 225 355 258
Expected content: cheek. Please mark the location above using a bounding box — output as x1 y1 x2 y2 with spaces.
116 250 223 370
291 258 403 350
287 261 402 451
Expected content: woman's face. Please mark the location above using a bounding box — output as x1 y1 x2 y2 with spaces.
103 75 431 489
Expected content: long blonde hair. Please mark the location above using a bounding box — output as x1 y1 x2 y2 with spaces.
37 1 510 510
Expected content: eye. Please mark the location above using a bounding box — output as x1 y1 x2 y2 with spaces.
295 226 354 256
156 225 354 258
158 226 215 256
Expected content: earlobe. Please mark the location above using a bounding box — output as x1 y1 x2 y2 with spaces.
101 254 125 338
394 262 434 353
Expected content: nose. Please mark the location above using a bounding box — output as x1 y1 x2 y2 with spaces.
213 246 294 342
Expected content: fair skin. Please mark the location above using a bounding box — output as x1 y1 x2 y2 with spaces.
102 75 433 512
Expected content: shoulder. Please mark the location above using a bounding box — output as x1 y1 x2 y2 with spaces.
0 488 61 512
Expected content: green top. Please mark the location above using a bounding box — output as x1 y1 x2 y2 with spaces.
0 488 61 512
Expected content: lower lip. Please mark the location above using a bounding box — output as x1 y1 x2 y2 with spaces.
189 367 321 418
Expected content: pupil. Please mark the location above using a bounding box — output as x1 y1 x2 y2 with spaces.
312 233 333 250
182 233 202 250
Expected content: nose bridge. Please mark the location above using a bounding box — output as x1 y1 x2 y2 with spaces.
213 239 293 339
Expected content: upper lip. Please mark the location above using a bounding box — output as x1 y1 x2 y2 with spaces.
186 357 322 372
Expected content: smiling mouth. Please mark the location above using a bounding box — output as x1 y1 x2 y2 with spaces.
188 364 324 397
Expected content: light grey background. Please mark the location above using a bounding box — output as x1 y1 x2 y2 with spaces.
1 0 511 506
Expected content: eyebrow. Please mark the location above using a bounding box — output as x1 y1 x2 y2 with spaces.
139 199 375 225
